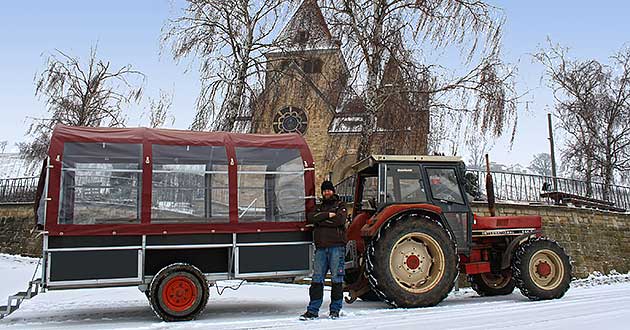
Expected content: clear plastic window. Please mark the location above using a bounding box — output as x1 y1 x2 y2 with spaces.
151 145 229 223
426 167 465 204
236 147 305 222
385 165 427 203
59 143 142 224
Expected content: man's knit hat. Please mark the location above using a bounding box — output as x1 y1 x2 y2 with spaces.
321 180 335 193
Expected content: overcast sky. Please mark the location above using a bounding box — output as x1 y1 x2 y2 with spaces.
0 0 628 168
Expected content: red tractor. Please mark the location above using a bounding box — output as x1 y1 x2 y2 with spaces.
343 155 572 307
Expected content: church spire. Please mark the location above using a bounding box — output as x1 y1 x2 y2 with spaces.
274 0 336 50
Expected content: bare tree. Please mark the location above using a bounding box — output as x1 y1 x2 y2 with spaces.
528 153 552 176
0 140 7 154
321 0 518 160
535 41 630 198
163 0 293 132
466 133 494 170
146 90 175 128
19 47 144 164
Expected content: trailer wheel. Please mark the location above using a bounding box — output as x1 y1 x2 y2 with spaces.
149 263 209 321
468 270 515 296
366 216 457 308
512 238 571 300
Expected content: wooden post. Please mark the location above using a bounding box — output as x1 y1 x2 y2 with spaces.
548 113 558 191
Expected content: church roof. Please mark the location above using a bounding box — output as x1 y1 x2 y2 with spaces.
273 0 336 51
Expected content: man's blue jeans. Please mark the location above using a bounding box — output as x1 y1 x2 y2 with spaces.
307 246 345 314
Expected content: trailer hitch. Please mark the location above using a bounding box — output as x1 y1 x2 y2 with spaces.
345 285 371 304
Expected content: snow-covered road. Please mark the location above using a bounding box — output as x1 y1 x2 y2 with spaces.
0 254 628 329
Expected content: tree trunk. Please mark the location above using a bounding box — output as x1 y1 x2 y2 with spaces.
356 0 385 161
219 37 252 132
585 148 594 197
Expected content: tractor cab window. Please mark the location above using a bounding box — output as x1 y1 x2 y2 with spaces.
384 164 427 203
426 167 465 204
357 175 378 210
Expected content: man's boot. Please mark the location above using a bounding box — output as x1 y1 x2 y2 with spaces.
330 282 343 319
301 282 324 320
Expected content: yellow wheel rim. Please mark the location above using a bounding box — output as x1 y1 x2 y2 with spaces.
389 233 445 294
528 249 565 290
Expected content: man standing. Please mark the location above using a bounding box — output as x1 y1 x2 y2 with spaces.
300 180 347 320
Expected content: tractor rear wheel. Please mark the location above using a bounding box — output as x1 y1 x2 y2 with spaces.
468 270 515 296
512 238 571 300
366 216 457 308
149 263 209 321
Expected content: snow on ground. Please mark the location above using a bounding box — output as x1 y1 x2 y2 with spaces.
0 254 628 330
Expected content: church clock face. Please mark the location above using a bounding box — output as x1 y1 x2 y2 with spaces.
272 106 308 135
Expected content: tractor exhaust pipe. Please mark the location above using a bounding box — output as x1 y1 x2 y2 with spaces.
485 154 496 216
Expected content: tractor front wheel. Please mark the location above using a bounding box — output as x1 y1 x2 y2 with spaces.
366 216 457 308
148 263 209 321
468 270 515 296
512 238 571 300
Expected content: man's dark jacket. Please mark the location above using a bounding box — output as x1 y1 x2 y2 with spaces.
307 194 347 248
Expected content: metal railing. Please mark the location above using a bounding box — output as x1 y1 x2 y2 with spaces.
466 170 630 211
334 170 630 211
335 175 356 203
0 176 39 203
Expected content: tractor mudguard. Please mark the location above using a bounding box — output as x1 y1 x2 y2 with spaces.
347 211 372 255
360 204 452 239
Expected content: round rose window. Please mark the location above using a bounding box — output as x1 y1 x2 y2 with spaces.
272 106 308 135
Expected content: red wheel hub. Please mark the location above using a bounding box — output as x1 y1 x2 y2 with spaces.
406 255 421 270
162 276 198 312
536 261 552 277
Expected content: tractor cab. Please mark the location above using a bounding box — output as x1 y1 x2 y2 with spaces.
350 155 473 253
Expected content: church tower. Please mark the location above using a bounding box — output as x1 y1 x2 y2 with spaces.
251 0 348 186
252 0 430 189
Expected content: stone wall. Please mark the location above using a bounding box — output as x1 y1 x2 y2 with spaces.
1 201 628 278
0 203 41 256
471 202 630 278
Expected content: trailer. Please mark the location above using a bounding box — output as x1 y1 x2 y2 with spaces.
2 124 316 321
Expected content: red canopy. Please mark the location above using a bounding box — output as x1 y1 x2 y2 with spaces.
44 125 315 236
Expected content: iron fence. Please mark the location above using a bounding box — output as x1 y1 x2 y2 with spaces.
336 175 356 203
4 168 630 210
0 176 39 203
334 169 630 211
466 170 630 211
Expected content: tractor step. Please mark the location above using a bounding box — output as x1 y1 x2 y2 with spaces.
0 278 42 320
